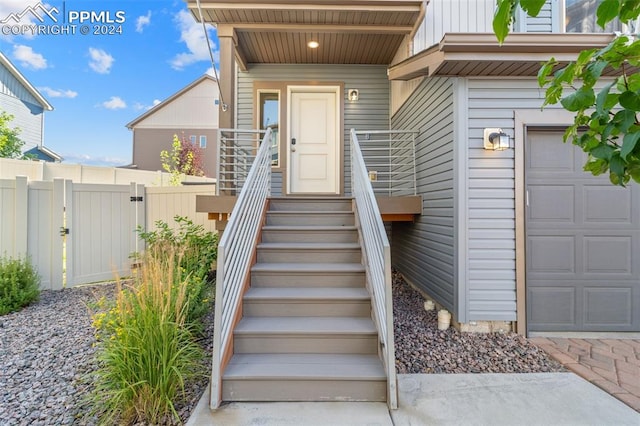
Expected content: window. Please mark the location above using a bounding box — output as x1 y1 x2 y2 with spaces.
189 135 196 145
258 91 280 167
199 135 207 149
565 0 621 33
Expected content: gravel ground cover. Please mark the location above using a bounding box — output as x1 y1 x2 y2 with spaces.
0 274 562 425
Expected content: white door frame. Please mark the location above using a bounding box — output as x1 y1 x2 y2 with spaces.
286 85 341 195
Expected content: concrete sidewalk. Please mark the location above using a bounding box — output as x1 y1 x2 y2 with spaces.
186 373 640 426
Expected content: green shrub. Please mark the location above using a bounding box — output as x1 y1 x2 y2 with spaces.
0 255 40 315
90 247 206 425
136 216 218 323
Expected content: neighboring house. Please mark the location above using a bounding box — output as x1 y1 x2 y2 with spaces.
23 145 63 162
190 0 639 409
0 52 60 161
126 75 220 177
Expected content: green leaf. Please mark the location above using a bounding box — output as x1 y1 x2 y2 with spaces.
576 49 596 68
584 158 608 175
596 82 616 116
544 84 563 106
591 143 615 160
560 88 595 112
597 0 620 29
537 59 556 87
626 72 640 92
619 0 640 22
520 0 546 16
609 153 626 180
621 131 640 160
619 91 640 111
584 60 608 87
613 109 637 133
493 0 514 44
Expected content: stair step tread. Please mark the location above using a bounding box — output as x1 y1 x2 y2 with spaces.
224 354 385 380
244 287 370 301
269 197 353 201
262 225 357 231
235 317 377 334
252 263 365 273
257 242 360 249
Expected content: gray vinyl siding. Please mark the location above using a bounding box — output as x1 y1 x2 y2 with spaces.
466 77 553 321
237 64 390 195
0 66 45 151
390 77 456 313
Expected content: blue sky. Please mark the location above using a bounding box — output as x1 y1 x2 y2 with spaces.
0 0 219 166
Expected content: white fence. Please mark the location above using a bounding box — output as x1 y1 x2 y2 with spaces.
0 157 215 186
0 175 217 290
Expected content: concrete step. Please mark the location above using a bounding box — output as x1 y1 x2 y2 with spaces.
265 211 355 226
261 225 359 243
256 242 361 263
269 197 353 212
233 316 378 354
250 263 366 288
243 287 371 317
222 353 386 402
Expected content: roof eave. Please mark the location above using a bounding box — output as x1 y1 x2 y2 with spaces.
0 52 53 111
389 32 617 81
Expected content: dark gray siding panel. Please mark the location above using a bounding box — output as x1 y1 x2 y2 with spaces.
237 64 390 195
390 77 456 312
466 77 570 321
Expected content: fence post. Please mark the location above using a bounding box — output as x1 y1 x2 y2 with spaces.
14 176 28 258
129 182 146 260
51 178 65 290
64 179 74 288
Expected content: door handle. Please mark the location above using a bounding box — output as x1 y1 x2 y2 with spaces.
291 138 296 145
291 138 296 152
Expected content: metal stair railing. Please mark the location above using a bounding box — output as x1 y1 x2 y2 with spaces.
210 128 272 409
216 129 266 195
349 128 398 409
353 129 418 197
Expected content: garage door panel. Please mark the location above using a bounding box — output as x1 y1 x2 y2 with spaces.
584 288 633 327
528 135 576 172
528 185 574 223
526 129 639 332
583 185 633 223
584 236 632 275
528 236 575 274
528 287 576 327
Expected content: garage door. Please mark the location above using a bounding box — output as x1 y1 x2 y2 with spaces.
526 129 640 332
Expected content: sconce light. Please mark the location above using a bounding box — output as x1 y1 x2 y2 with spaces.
483 128 510 151
348 89 359 102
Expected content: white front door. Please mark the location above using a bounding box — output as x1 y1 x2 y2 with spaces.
287 87 340 194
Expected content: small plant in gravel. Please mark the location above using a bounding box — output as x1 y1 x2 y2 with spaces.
135 216 218 324
89 246 206 425
0 254 40 315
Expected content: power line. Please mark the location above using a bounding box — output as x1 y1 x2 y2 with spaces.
195 0 228 112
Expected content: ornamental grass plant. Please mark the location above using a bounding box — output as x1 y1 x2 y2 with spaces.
89 246 206 425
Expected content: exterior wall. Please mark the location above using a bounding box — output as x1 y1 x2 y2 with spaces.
131 128 218 177
0 66 45 151
390 77 456 313
464 77 567 322
236 64 390 195
413 0 496 53
412 0 557 55
132 78 219 129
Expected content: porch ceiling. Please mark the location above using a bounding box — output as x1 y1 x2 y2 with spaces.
186 0 425 65
388 33 618 80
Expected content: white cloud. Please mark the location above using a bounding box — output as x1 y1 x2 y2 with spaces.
133 99 161 111
61 153 129 167
101 96 126 110
170 9 218 70
12 44 47 69
136 11 151 33
39 87 77 98
88 47 114 74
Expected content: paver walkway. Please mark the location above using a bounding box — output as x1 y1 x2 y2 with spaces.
529 337 640 412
